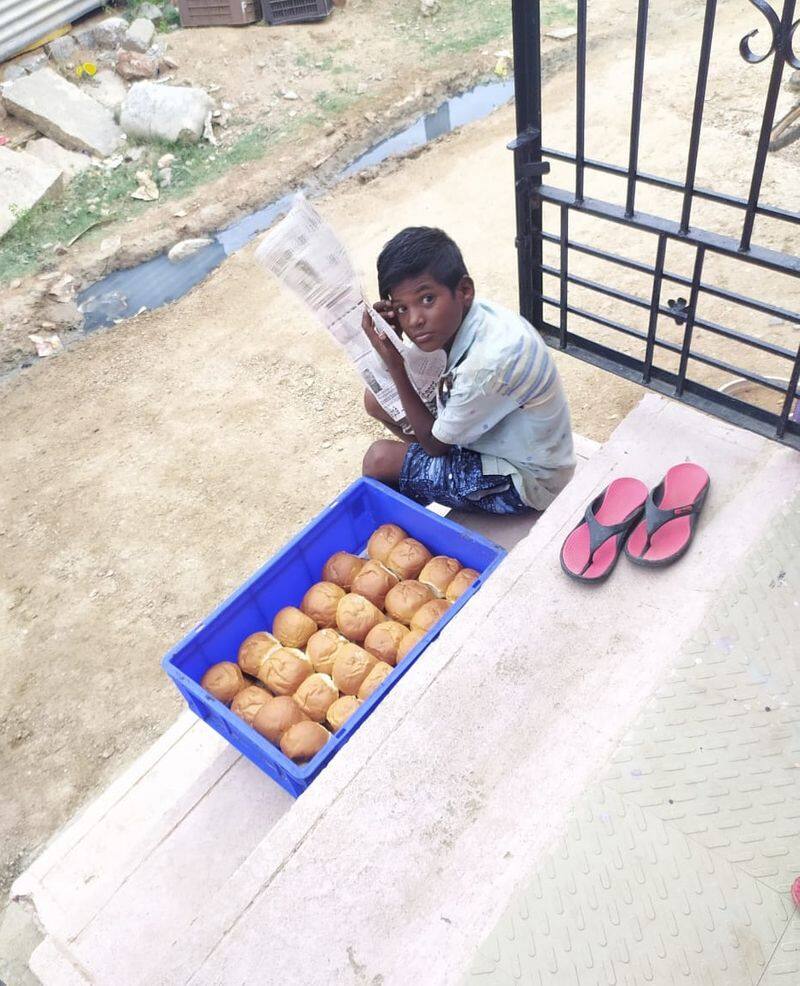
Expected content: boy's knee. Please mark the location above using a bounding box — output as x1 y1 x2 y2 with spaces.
362 440 405 483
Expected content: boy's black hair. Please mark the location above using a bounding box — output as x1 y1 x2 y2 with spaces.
377 227 468 299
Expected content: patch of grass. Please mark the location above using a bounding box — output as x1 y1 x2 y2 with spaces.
0 127 276 284
403 0 574 58
544 2 576 27
407 0 511 57
314 89 356 115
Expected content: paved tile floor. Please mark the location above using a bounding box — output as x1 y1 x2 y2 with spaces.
466 496 800 985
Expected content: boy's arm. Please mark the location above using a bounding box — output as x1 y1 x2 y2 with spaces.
362 307 452 457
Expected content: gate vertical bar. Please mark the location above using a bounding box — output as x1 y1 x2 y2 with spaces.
642 233 667 383
511 0 544 327
575 0 587 204
625 0 650 217
740 0 796 251
559 205 569 347
676 247 706 396
776 346 800 438
680 0 717 234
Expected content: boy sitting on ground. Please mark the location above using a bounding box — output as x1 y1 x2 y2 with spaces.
361 226 575 514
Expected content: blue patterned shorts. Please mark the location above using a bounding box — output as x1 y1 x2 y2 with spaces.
398 443 530 515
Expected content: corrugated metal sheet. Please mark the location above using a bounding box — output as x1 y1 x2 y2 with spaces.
0 0 102 64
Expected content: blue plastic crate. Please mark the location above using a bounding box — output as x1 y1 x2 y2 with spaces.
162 478 506 797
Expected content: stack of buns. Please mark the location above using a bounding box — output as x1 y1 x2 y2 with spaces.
197 523 480 763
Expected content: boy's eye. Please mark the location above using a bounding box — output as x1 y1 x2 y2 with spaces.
395 305 407 316
422 294 435 305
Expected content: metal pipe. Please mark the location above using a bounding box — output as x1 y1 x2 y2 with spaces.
540 262 797 359
676 247 706 395
538 185 800 275
740 0 797 251
777 345 800 438
575 0 587 204
538 229 800 326
511 0 544 327
625 0 650 217
537 293 792 394
559 205 569 347
644 235 667 382
680 0 718 234
541 148 799 226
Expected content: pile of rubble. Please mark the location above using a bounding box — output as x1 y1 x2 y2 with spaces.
0 6 215 240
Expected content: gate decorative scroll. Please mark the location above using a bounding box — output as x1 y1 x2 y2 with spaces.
511 0 800 448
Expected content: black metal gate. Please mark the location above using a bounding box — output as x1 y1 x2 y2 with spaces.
511 0 800 448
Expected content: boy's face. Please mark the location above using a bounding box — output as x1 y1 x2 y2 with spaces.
387 273 475 352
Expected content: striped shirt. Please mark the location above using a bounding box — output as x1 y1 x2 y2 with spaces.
430 298 575 510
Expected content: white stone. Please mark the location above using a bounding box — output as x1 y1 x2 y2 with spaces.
2 68 123 157
168 238 213 262
0 147 63 238
122 18 156 54
25 138 92 183
87 70 128 116
18 51 47 72
138 2 164 19
119 82 213 144
45 35 78 64
2 63 27 82
92 17 129 50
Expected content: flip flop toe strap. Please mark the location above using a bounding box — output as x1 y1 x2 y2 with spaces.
579 498 631 576
642 486 700 551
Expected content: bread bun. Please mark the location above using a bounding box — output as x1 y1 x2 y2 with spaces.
357 661 393 701
396 628 426 663
292 673 339 722
419 556 462 598
321 551 365 589
200 662 245 704
367 523 407 564
300 581 345 629
280 721 330 763
384 580 434 625
326 695 361 732
411 598 451 632
237 631 279 677
363 620 408 666
332 642 376 695
336 593 383 643
350 560 398 609
306 628 345 676
230 684 271 725
252 695 307 744
272 606 317 649
258 647 313 696
385 537 432 580
445 567 479 603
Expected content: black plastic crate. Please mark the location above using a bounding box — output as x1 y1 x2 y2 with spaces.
263 0 332 24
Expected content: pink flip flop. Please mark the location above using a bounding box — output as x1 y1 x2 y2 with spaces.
625 463 710 567
560 478 649 583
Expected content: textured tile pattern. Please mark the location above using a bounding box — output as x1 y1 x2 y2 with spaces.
467 498 800 986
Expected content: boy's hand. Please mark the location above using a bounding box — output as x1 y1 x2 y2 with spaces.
362 304 406 377
371 299 402 337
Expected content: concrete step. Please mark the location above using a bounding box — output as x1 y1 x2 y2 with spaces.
12 395 800 986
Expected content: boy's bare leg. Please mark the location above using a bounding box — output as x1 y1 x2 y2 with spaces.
364 389 411 442
362 439 409 487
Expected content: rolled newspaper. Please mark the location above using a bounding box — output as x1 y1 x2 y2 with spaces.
255 194 445 423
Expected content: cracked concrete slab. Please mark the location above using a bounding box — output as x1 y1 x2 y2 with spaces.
1 68 123 157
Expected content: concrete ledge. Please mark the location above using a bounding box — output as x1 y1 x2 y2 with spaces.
17 396 800 986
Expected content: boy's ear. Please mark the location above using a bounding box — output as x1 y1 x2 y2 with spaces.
457 276 475 307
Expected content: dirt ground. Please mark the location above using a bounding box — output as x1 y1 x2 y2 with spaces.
0 0 530 373
1 0 799 918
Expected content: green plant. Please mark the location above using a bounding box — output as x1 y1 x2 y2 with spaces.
314 90 355 115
